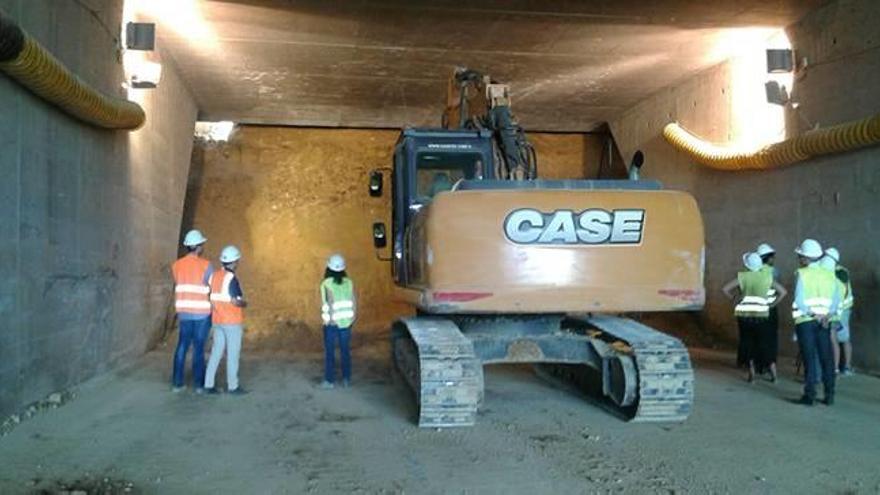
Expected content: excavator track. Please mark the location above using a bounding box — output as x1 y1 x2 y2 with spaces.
578 315 694 422
392 317 484 427
392 315 692 426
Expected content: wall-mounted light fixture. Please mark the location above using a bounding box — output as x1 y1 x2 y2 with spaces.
122 22 161 89
129 60 162 88
764 80 789 106
126 22 155 50
766 48 794 73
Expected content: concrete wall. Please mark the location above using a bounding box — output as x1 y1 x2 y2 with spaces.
0 0 198 415
185 127 597 347
610 0 880 372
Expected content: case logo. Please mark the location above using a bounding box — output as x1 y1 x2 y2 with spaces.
504 208 644 245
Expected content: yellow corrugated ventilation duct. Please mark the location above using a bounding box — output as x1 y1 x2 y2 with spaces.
663 114 880 171
0 10 145 130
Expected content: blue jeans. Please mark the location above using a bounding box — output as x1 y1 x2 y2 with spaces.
323 325 351 383
796 320 835 400
172 317 212 388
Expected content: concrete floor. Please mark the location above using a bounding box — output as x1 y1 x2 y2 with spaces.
1 344 878 494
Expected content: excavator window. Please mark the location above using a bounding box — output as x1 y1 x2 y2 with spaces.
415 151 482 201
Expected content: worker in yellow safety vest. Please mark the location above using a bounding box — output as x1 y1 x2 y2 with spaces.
818 255 845 376
755 243 781 365
320 254 356 389
723 252 787 382
170 229 214 393
824 247 855 376
791 239 840 406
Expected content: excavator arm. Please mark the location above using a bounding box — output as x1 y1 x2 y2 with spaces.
442 68 538 180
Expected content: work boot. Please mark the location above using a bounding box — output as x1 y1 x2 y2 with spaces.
797 395 815 406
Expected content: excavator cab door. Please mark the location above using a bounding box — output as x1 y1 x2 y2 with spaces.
387 129 495 286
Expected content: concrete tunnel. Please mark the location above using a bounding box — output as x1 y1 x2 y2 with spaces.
1 0 879 493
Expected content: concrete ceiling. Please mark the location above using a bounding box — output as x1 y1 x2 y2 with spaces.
145 0 825 132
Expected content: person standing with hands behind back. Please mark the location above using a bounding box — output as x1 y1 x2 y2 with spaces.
791 239 840 406
320 254 356 389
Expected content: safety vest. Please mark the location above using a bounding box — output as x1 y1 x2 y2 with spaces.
760 264 778 304
209 270 244 325
735 270 773 318
836 265 854 310
828 277 847 322
791 265 836 324
320 277 355 328
171 254 212 316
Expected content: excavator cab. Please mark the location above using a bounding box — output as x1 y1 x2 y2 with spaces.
383 128 495 283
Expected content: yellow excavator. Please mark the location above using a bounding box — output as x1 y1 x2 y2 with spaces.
369 68 704 427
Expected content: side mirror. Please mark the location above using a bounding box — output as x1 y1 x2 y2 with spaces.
369 170 384 197
628 150 644 181
372 222 387 248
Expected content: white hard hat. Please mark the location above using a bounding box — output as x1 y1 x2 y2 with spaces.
824 247 840 263
795 238 823 259
219 245 242 263
327 253 346 272
183 229 207 247
742 252 763 272
819 255 836 271
756 243 775 257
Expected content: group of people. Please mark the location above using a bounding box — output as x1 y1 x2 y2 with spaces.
723 239 855 406
170 230 249 395
170 229 357 394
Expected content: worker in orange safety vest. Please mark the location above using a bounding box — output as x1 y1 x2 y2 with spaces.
205 245 248 395
170 229 214 393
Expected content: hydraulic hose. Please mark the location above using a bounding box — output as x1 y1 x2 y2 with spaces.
0 10 145 130
663 114 880 170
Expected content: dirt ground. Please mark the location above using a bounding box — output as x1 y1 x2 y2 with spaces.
1 340 878 494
